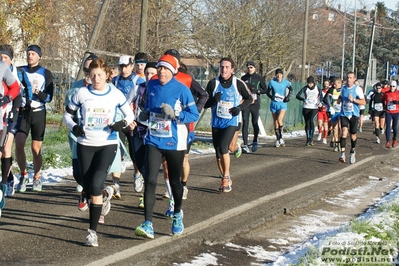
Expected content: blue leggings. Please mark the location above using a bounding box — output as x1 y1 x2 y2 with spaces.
385 113 399 141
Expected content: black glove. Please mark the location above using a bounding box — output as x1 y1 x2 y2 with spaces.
270 96 275 101
0 96 11 107
139 110 150 121
283 96 291 103
229 106 241 116
214 92 222 103
35 91 47 102
72 125 85 137
108 120 127 131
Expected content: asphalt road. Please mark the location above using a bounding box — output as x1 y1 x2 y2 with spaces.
0 121 397 266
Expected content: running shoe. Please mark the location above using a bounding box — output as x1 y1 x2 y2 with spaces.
182 186 188 200
163 190 170 199
78 192 89 211
6 180 15 197
234 144 242 158
358 127 362 133
138 194 144 209
98 215 105 224
16 175 29 193
251 142 258 152
279 139 286 147
102 186 114 216
309 140 314 146
386 141 391 149
274 140 281 148
0 184 6 209
165 200 174 218
219 176 232 193
376 137 380 144
322 138 327 145
172 210 184 236
242 145 250 154
393 140 397 148
317 133 322 141
121 160 126 173
102 199 111 217
135 220 154 239
32 178 42 192
134 174 144 193
111 183 121 199
339 152 346 163
349 150 356 164
85 229 98 247
76 184 83 192
381 128 385 134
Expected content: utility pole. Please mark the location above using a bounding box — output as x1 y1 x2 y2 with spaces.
76 0 111 80
363 7 377 89
301 0 310 82
341 0 346 79
139 0 148 52
352 0 357 72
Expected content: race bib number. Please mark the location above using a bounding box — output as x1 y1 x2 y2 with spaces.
217 100 234 119
149 113 172 137
343 101 354 112
374 103 383 111
86 108 111 131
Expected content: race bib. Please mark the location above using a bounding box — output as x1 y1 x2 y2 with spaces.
85 108 111 131
374 103 383 112
307 95 317 105
343 101 354 112
387 102 396 111
216 100 234 119
274 93 284 102
149 112 172 137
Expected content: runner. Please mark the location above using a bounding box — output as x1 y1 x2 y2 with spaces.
160 49 208 212
15 45 54 192
204 57 252 193
338 71 366 164
240 61 267 153
134 54 199 239
111 55 145 198
317 80 331 144
328 78 342 152
0 60 21 212
266 69 292 147
63 57 135 247
382 80 399 148
368 83 385 144
0 44 29 197
125 62 158 209
296 76 324 146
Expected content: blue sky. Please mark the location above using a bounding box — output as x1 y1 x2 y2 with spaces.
336 0 398 11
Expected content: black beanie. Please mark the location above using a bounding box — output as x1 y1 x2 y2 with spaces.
0 46 13 60
307 76 315 83
144 62 157 72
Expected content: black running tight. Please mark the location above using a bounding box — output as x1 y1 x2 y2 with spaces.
144 145 185 222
